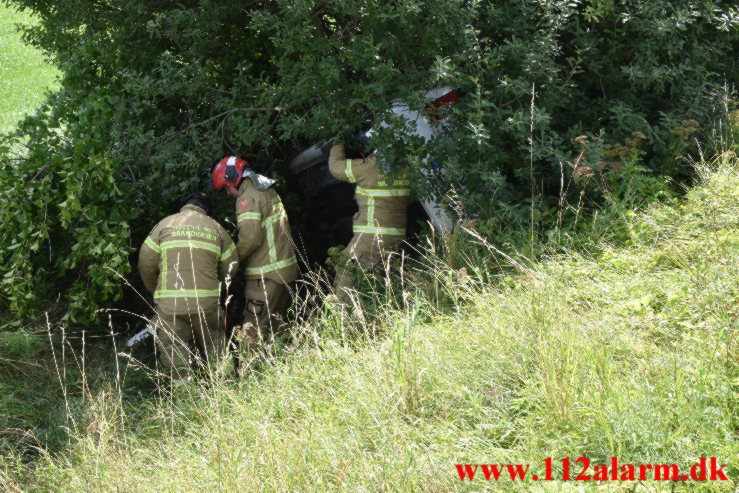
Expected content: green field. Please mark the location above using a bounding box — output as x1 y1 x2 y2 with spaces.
0 4 58 135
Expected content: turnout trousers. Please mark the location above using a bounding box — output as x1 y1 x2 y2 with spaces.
335 232 405 304
154 306 225 376
241 278 293 344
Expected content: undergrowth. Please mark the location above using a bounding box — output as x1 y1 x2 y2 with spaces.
1 156 735 491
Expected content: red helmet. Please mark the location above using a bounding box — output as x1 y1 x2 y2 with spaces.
212 156 249 190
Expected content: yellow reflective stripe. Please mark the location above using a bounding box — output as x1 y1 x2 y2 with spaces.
262 210 286 226
356 187 411 197
367 197 375 226
161 249 167 291
153 289 220 298
144 236 161 253
353 226 406 236
160 240 220 255
238 211 262 222
345 159 356 183
245 256 297 275
261 209 286 263
266 224 276 262
220 242 235 261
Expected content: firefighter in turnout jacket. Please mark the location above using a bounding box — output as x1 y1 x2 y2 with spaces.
138 193 238 376
328 136 413 303
212 156 298 344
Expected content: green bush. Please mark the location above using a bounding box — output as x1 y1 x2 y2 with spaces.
0 0 737 324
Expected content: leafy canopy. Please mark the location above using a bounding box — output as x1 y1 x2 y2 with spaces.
0 0 737 324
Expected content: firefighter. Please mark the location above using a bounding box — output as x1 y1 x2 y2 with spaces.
138 192 238 378
212 156 298 346
328 132 413 303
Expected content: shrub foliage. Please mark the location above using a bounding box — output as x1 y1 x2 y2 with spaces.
0 0 737 324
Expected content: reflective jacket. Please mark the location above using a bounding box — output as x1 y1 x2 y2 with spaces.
235 178 298 283
138 204 238 314
328 144 413 237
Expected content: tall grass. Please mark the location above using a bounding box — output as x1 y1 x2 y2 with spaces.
3 156 734 491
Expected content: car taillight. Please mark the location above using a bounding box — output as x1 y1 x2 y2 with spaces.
425 89 460 120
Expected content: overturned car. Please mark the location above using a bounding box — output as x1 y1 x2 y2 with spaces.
287 87 460 264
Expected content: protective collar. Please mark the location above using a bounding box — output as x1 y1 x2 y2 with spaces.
242 168 276 191
181 204 209 217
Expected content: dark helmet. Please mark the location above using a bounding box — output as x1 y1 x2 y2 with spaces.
185 192 212 215
343 128 371 159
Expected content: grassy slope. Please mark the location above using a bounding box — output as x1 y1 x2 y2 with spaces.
17 159 737 491
0 4 58 135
